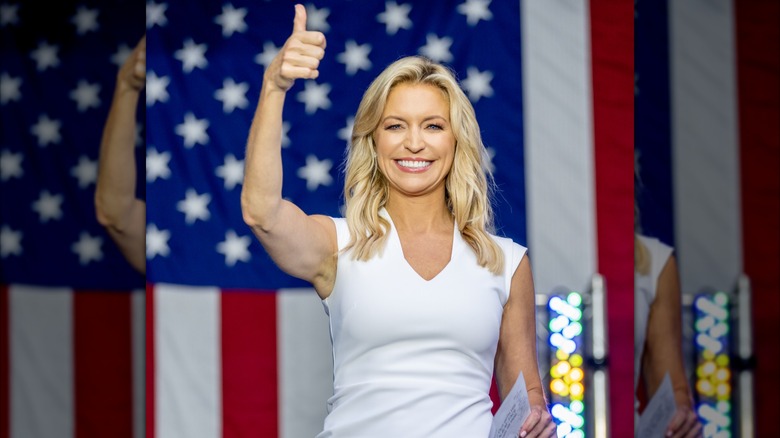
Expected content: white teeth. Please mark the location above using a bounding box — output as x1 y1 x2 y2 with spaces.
397 160 431 169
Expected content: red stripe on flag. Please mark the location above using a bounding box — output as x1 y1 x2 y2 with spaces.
1 285 8 438
221 290 278 437
589 0 635 436
73 291 133 438
735 1 780 436
146 284 155 438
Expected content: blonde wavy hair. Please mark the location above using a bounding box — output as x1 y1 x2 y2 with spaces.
342 56 504 274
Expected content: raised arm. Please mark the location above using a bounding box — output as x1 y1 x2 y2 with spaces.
241 4 337 298
643 255 702 437
95 35 146 274
495 256 555 437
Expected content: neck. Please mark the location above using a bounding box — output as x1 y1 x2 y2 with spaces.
385 189 452 234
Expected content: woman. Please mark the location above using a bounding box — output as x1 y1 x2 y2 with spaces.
635 234 703 437
95 34 146 274
241 5 553 437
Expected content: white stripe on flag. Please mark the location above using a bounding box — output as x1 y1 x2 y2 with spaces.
277 288 333 438
670 0 742 293
133 290 145 438
522 0 597 294
156 284 221 438
10 285 73 438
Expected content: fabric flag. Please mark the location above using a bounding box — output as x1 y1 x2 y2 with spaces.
146 1 632 437
0 2 146 438
635 0 779 435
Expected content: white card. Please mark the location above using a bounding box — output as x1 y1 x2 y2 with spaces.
637 373 676 438
489 371 531 438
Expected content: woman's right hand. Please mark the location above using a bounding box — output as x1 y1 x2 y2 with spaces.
266 4 327 92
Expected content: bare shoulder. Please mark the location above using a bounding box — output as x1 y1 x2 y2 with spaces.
310 214 338 249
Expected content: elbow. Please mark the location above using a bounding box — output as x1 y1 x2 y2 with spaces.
240 191 276 234
94 192 130 232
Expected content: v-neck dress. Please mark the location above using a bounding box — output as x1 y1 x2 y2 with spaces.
318 210 527 437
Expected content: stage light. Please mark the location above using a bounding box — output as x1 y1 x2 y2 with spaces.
693 291 732 437
547 292 586 437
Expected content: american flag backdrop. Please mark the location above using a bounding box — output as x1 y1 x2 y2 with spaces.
0 1 145 438
146 1 633 438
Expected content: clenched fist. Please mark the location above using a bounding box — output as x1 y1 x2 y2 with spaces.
265 4 327 92
118 35 145 93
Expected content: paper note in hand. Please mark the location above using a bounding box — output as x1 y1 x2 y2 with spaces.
489 371 531 438
637 373 676 438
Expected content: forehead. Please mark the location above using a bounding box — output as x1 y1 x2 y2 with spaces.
383 83 449 116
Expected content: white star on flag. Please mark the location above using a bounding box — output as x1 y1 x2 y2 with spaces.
457 0 493 26
337 40 372 75
111 44 133 67
297 81 331 114
70 80 101 112
254 41 280 70
147 224 171 258
214 78 249 113
377 1 412 35
462 66 494 102
485 147 496 173
32 190 64 222
297 154 333 191
30 114 62 147
146 71 170 106
30 42 60 71
146 148 171 181
71 232 103 265
305 4 330 32
175 112 209 148
0 225 22 258
337 116 354 145
1 72 22 104
146 1 168 28
216 230 251 266
71 6 99 35
0 3 19 26
174 39 208 73
177 188 211 224
70 156 97 188
281 121 291 148
419 34 453 63
214 3 247 37
0 149 23 181
215 154 244 190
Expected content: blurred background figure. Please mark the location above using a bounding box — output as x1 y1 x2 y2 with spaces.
636 0 779 436
635 233 702 436
0 2 144 438
145 1 632 437
95 34 146 274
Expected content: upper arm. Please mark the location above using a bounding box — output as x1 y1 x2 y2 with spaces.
103 199 146 275
495 255 545 405
246 199 337 297
643 255 691 404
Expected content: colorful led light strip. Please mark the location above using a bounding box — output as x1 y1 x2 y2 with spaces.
547 292 585 438
693 291 732 438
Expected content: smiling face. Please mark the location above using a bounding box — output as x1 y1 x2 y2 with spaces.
374 83 456 200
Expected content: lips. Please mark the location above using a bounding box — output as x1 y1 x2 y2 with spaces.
396 159 432 169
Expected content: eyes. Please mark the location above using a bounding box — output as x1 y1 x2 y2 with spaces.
384 123 445 131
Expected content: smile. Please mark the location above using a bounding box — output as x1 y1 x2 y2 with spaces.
396 160 432 170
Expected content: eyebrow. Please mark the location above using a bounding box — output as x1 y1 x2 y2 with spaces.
382 115 449 123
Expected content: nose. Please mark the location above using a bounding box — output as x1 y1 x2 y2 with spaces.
404 127 425 153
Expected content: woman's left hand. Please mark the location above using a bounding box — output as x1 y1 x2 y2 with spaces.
518 404 556 437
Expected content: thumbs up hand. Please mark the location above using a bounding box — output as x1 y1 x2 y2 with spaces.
266 4 327 92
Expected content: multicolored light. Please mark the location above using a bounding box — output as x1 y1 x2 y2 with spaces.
693 291 732 438
548 292 586 437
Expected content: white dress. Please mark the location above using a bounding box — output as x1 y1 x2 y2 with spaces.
317 209 526 437
634 234 674 422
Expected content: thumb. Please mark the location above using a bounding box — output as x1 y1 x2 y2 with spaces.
292 4 307 33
